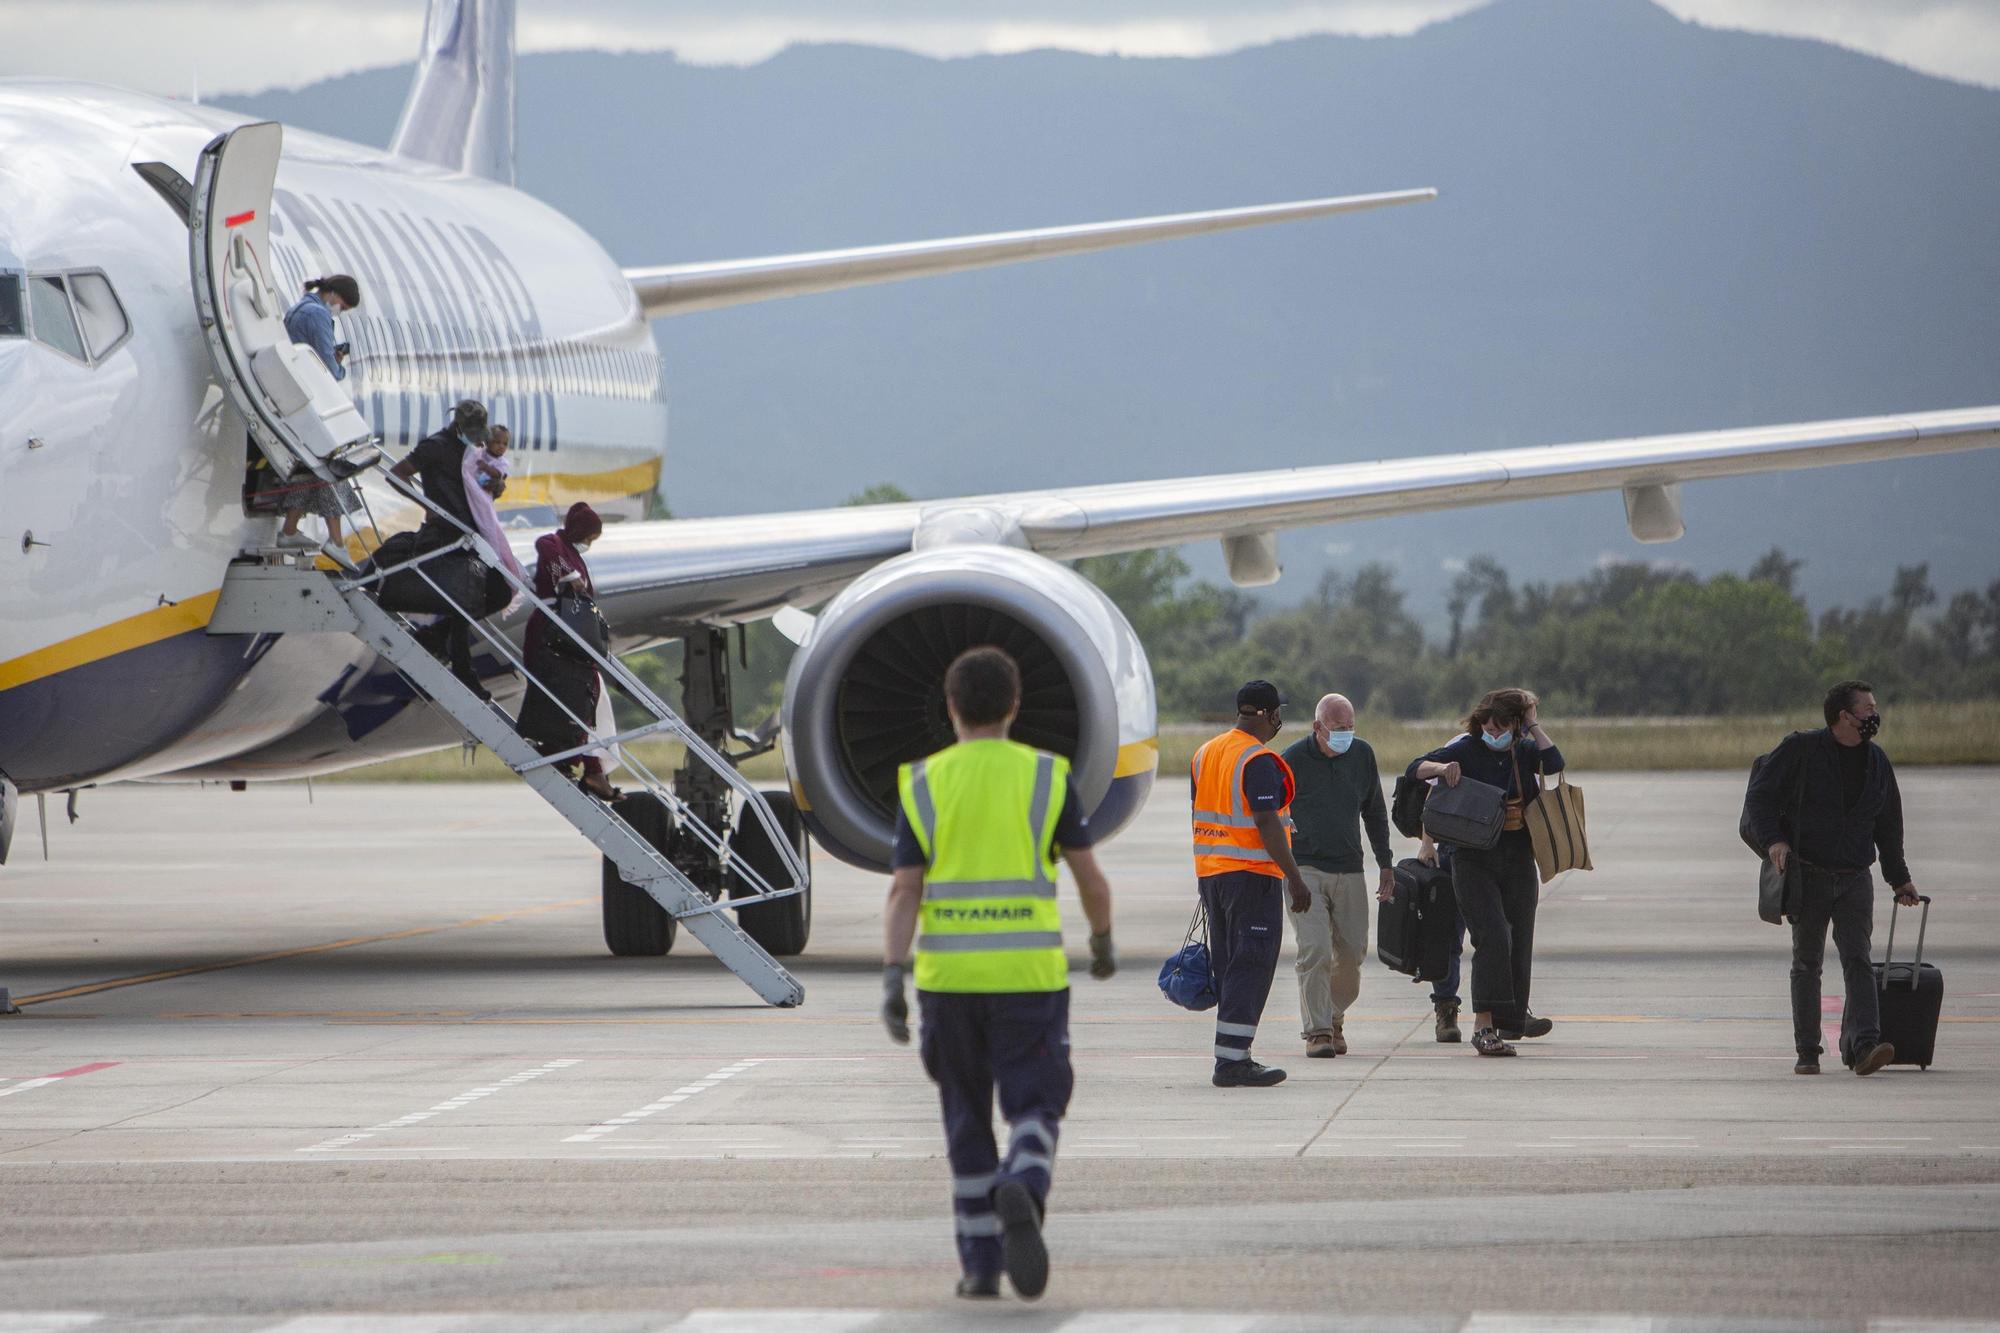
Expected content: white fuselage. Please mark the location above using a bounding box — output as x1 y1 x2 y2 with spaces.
0 81 667 792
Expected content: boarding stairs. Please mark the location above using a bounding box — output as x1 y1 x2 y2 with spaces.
213 489 807 1008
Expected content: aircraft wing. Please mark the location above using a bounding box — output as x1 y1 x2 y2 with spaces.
584 405 2000 636
622 189 1436 317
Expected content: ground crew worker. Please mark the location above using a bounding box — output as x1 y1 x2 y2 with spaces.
880 646 1117 1302
1190 679 1308 1087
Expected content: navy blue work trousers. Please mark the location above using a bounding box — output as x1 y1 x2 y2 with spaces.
1199 869 1285 1068
917 988 1074 1279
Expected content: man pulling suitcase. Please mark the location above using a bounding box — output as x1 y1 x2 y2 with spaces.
1743 681 1925 1076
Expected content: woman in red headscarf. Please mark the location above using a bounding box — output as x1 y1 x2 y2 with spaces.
516 503 616 799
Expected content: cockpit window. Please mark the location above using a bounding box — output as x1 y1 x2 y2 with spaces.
28 274 86 361
68 272 130 360
0 273 22 337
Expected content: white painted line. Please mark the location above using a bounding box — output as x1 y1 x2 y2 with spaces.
566 1059 763 1143
0 1316 104 1332
258 1312 472 1320
1059 1316 1258 1333
1778 1136 1934 1141
1868 1321 2000 1332
1464 1317 1654 1332
664 1312 880 1332
296 1060 579 1153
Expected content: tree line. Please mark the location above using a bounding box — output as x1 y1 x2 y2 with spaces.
621 482 2000 724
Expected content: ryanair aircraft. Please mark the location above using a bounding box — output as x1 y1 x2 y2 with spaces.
2 0 1994 958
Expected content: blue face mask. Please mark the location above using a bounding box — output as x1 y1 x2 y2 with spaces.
1481 729 1515 751
1324 729 1355 754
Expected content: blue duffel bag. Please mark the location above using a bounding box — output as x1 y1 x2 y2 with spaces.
1158 903 1218 1011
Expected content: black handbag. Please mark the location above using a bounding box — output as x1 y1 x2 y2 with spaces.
548 588 608 660
1421 773 1508 850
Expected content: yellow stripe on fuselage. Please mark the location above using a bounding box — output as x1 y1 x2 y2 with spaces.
2 460 662 693
0 590 223 692
1115 737 1161 778
501 458 662 512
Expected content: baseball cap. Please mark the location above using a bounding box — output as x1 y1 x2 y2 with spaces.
452 398 491 444
1236 680 1287 712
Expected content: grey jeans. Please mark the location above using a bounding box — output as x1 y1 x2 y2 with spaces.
1789 864 1879 1061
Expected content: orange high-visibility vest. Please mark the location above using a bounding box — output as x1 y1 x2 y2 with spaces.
1190 727 1296 880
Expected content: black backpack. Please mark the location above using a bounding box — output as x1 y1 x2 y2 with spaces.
1390 771 1429 839
1739 732 1808 857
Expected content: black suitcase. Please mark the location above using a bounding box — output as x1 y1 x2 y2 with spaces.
1873 894 1942 1069
1377 858 1457 982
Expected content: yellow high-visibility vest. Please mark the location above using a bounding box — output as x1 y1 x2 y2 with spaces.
898 738 1070 994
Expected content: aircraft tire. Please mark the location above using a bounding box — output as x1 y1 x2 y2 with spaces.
729 790 812 956
602 791 676 957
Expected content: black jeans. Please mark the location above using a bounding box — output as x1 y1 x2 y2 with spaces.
1789 864 1879 1061
1452 829 1539 1024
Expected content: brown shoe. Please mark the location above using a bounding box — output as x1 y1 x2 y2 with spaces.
1434 1001 1463 1044
1305 1034 1337 1058
1330 1020 1348 1056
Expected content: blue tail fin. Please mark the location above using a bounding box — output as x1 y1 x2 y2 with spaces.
389 0 516 183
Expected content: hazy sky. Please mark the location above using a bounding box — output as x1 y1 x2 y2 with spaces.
3 0 1997 95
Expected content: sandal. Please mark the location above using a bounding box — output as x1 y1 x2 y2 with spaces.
1472 1027 1517 1057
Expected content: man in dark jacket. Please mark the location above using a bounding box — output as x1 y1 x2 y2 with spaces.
388 399 493 694
1746 680 1922 1077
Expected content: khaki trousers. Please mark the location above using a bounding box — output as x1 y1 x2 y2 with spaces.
1285 867 1369 1038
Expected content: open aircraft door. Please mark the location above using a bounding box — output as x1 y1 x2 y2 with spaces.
190 122 379 484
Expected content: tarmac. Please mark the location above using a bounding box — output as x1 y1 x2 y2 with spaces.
1 770 1996 1331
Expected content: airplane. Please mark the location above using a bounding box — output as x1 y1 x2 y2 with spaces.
3 0 1995 968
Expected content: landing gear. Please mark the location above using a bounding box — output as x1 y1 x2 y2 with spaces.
597 626 813 958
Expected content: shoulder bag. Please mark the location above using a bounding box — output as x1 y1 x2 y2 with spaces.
1421 771 1508 850
548 588 609 660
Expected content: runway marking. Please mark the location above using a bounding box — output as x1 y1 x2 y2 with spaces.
12 899 591 1007
0 1063 119 1099
1464 1318 1654 1332
663 1314 878 1332
0 1317 102 1331
261 1319 473 1331
565 1058 764 1143
296 1059 579 1153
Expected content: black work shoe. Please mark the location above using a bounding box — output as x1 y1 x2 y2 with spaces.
1212 1059 1287 1088
956 1273 1001 1299
1794 1057 1821 1075
992 1180 1048 1300
1471 1027 1517 1057
1853 1042 1896 1077
1497 1014 1553 1040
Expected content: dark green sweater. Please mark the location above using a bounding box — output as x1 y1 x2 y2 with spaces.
1280 735 1394 874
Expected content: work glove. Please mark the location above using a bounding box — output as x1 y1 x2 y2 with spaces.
1088 931 1117 981
881 962 911 1044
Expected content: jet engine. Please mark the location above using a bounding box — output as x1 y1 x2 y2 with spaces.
780 544 1158 871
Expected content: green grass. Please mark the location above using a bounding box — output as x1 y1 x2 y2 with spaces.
316 700 2000 783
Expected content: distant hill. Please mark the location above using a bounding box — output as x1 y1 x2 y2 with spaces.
223 0 2000 623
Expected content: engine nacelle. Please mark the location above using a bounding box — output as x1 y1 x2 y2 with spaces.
780 544 1159 871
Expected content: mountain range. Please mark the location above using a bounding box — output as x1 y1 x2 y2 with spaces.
223 0 2000 623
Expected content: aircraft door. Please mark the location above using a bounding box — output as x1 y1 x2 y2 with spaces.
189 122 378 484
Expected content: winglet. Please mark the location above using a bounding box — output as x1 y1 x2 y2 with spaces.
390 0 517 183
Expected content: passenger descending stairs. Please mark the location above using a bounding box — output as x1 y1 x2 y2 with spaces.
209 532 807 1008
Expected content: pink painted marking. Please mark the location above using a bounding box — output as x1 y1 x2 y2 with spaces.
48 1062 119 1079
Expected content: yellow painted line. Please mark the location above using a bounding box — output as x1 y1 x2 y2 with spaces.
13 898 590 1007
0 590 222 692
1114 737 1161 779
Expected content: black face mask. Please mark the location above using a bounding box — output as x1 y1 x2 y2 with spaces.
1852 711 1881 740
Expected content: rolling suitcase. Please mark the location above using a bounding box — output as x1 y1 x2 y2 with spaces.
1377 857 1456 982
1873 894 1942 1069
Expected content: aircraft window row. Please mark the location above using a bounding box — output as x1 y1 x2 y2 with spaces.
0 269 131 365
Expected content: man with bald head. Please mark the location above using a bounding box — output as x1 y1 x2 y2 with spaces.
1279 693 1396 1056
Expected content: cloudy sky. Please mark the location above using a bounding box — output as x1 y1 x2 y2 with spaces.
2 0 1997 95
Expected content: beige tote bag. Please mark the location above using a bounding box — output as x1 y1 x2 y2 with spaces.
1525 772 1592 880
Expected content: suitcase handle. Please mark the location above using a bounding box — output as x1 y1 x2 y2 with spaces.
1881 894 1931 984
